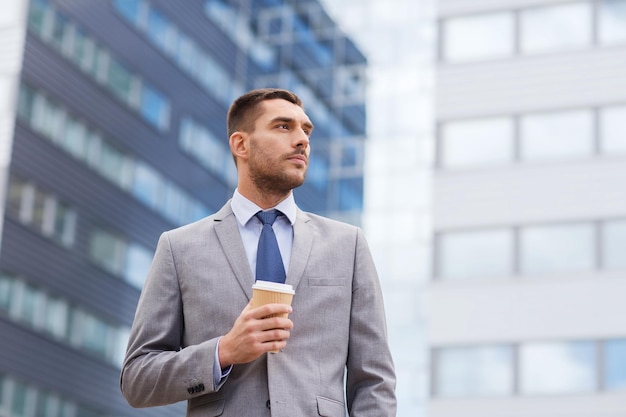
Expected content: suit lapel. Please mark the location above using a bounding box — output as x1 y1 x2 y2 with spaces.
287 209 313 292
213 201 255 300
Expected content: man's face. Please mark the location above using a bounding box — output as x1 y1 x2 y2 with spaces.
247 99 313 194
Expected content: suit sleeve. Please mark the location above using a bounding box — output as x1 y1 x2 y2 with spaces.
345 228 397 416
120 232 219 408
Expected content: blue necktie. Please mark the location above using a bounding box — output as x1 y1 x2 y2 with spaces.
255 210 286 283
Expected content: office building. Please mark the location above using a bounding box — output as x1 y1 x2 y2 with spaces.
0 0 366 416
428 0 626 416
319 0 436 416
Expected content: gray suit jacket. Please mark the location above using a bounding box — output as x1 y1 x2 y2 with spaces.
120 201 396 416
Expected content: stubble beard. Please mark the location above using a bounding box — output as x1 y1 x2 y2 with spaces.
248 147 307 196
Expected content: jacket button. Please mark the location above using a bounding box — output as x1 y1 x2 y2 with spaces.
266 399 271 409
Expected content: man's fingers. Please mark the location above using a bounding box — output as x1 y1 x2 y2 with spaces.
248 303 293 319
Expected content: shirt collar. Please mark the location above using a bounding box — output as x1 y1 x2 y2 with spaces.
231 189 297 227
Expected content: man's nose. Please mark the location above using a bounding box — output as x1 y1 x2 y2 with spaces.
294 129 310 148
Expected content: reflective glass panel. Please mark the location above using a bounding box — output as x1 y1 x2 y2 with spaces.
79 312 109 357
441 117 514 168
443 13 514 62
141 86 170 131
0 273 12 311
521 3 592 53
520 223 594 275
113 0 141 25
434 345 514 397
337 178 363 211
107 60 135 105
521 110 593 161
18 283 41 326
601 106 626 154
599 0 626 43
132 162 161 207
603 220 626 270
438 229 513 279
89 230 124 275
520 341 596 394
124 244 153 289
605 339 626 390
43 296 68 340
11 380 30 417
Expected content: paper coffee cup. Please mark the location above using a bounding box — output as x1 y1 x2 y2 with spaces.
251 281 295 353
251 281 295 318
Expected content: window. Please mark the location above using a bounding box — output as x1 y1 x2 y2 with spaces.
6 176 76 247
520 223 595 275
599 0 626 44
204 0 277 70
114 0 234 106
27 1 171 131
113 0 141 25
433 345 514 397
89 227 154 289
17 282 43 328
140 85 170 131
603 220 626 270
107 59 137 105
520 3 592 54
1 373 99 417
74 311 111 358
442 12 514 62
306 154 329 191
0 273 12 311
43 296 69 340
11 379 34 417
132 162 161 208
605 339 626 390
18 83 208 225
178 118 234 185
437 229 513 279
520 341 596 394
521 110 594 161
124 244 153 289
147 7 174 52
337 178 363 211
89 229 125 276
600 105 626 154
440 117 514 168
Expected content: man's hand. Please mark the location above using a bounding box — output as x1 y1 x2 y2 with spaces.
218 302 293 366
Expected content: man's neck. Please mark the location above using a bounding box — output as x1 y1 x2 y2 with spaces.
237 186 291 210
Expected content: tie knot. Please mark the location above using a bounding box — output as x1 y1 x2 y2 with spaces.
255 210 281 226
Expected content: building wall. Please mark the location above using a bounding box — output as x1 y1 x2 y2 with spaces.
0 1 28 249
429 0 626 415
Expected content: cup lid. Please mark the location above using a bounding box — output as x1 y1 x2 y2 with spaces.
252 280 295 294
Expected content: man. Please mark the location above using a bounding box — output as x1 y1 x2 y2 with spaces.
120 88 396 416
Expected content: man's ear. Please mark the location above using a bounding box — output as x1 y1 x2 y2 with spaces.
229 131 249 162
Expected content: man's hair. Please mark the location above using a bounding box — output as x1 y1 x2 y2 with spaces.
227 88 303 138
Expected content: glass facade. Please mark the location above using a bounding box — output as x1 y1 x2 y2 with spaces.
441 0 626 62
436 219 626 280
1 1 366 416
433 339 624 398
432 1 626 414
438 105 626 170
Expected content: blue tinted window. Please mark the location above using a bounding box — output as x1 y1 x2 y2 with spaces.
141 86 170 130
337 178 363 211
605 339 626 390
113 0 141 24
